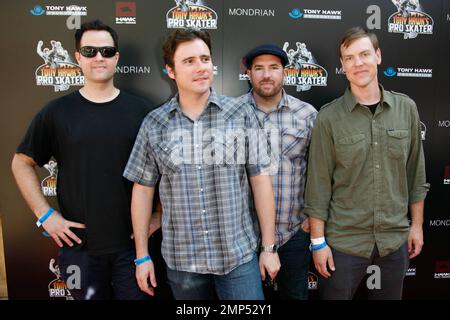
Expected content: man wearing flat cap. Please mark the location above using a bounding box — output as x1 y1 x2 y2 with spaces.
238 44 318 299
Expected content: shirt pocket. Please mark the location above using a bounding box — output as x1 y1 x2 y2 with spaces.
157 140 182 174
282 128 308 160
386 129 409 160
336 133 367 168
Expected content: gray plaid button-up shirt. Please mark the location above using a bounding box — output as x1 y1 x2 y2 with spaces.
124 89 269 274
238 90 317 247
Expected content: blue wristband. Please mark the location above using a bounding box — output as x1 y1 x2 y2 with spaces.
36 208 55 227
134 255 152 266
309 240 328 251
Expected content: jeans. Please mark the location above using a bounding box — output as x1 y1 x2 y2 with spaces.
276 227 311 299
166 253 264 300
319 242 409 300
58 246 148 300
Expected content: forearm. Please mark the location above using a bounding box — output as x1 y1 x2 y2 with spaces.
409 200 424 228
131 183 155 258
309 216 326 239
11 153 50 218
250 174 275 245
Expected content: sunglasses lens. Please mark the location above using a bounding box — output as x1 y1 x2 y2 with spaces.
101 47 117 58
79 46 117 58
80 46 97 58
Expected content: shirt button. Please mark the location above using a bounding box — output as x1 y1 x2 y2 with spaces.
205 230 208 234
202 210 206 213
200 188 203 192
375 164 380 169
198 166 202 169
374 142 378 146
195 144 199 148
372 120 376 123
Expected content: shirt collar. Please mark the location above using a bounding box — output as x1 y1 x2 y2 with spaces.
343 84 393 112
167 88 223 115
249 88 289 113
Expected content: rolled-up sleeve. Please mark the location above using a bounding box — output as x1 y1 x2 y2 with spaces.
406 101 430 204
304 112 335 221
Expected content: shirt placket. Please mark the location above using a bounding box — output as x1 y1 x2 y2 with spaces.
371 108 383 238
193 114 213 271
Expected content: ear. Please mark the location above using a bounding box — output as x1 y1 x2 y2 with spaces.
166 64 175 80
75 51 81 64
246 68 252 83
340 57 346 73
115 51 120 64
375 48 381 65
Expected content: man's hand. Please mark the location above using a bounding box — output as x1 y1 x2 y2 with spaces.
42 210 86 247
408 224 424 259
312 246 335 278
259 252 281 281
135 261 157 296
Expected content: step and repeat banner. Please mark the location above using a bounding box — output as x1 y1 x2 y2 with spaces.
0 0 449 299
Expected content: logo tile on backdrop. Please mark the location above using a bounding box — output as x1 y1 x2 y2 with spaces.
115 2 136 24
388 0 433 39
166 0 218 29
48 258 73 300
30 5 87 16
35 40 84 92
41 160 57 197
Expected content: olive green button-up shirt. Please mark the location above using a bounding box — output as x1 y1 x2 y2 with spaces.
305 85 430 258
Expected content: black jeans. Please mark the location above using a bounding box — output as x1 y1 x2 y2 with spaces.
319 242 409 300
58 246 148 300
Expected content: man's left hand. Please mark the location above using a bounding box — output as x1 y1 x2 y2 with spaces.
259 252 281 281
408 224 424 259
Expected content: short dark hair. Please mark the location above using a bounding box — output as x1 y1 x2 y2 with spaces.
339 26 379 57
162 29 211 68
75 19 118 51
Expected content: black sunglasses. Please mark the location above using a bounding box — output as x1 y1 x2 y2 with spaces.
79 46 117 58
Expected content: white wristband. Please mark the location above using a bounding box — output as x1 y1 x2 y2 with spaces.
311 237 325 246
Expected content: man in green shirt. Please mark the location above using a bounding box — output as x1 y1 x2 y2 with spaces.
304 26 430 299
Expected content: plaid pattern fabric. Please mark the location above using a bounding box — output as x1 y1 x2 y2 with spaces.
124 89 268 275
238 90 317 247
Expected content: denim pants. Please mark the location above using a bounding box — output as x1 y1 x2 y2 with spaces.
166 253 264 300
319 242 409 300
275 227 311 299
58 246 148 300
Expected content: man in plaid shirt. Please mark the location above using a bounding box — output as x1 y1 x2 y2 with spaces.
123 29 280 299
239 44 317 299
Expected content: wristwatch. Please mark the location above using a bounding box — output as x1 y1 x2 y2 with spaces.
261 244 278 253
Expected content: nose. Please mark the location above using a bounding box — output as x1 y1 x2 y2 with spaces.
353 56 363 66
93 51 104 60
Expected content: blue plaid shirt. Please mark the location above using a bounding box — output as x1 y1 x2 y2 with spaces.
124 89 269 274
238 90 317 247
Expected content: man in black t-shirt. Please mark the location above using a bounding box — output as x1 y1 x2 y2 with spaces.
11 20 156 300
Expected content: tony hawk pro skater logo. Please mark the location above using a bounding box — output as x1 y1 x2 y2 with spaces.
388 0 433 39
48 259 73 300
41 160 57 196
283 42 328 92
35 40 84 92
166 0 217 29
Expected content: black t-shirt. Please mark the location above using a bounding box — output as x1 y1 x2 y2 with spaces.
17 91 152 255
363 101 380 115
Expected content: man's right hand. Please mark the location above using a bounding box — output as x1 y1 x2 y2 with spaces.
312 246 335 278
136 261 157 296
42 210 86 247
